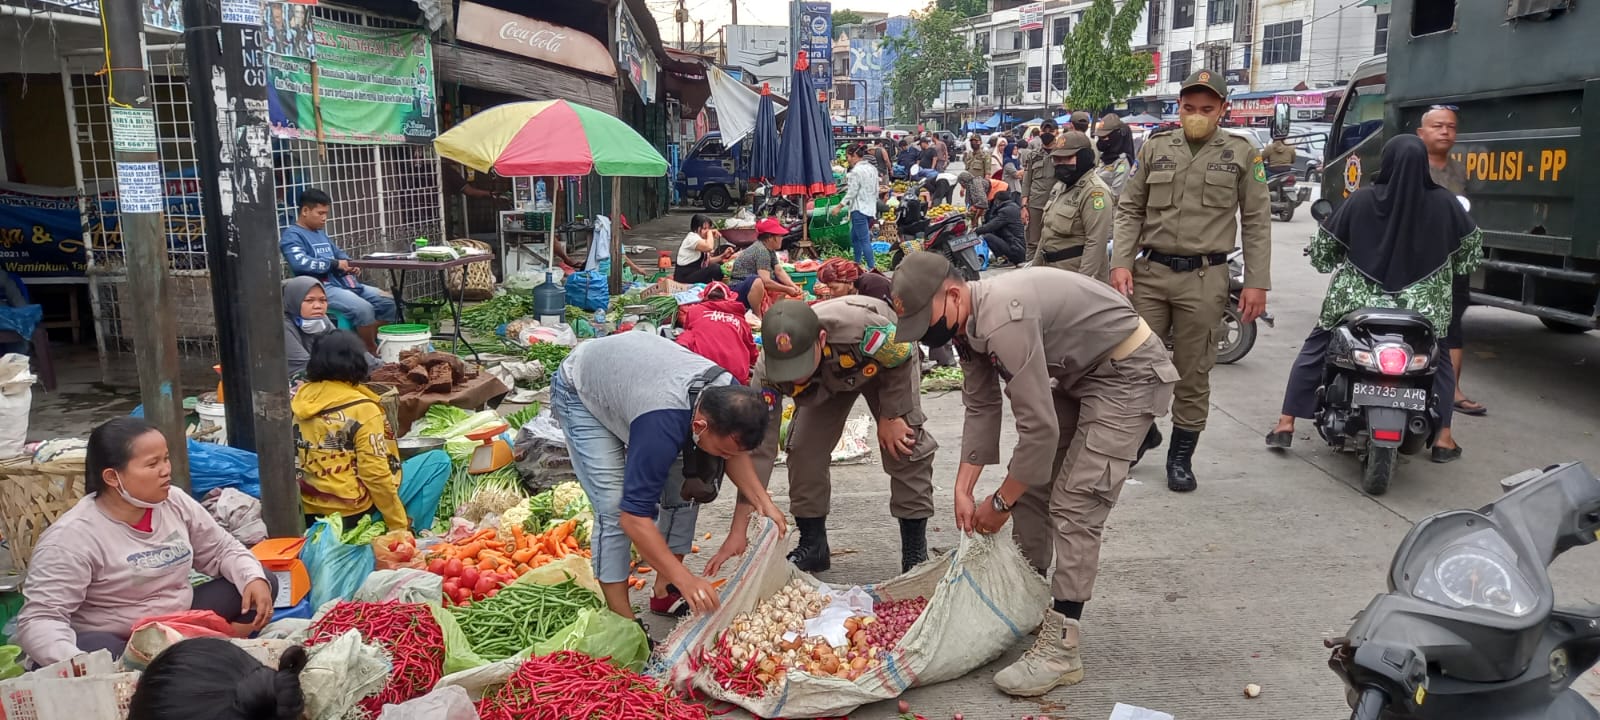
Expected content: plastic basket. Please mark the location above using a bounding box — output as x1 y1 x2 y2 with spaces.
789 270 818 294
0 671 138 720
0 457 85 571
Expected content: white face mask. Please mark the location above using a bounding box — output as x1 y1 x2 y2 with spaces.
299 316 333 335
111 472 165 509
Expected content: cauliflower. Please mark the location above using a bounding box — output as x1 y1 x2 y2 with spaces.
549 482 589 517
499 498 534 536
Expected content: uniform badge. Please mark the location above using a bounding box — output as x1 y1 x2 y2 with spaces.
1252 157 1267 183
1222 149 1234 161
861 362 878 378
860 324 894 355
1198 71 1212 83
987 352 1014 381
761 388 779 410
775 332 794 353
1091 192 1107 211
1345 155 1362 191
837 353 857 369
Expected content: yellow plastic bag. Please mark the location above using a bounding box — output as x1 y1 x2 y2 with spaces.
518 553 599 595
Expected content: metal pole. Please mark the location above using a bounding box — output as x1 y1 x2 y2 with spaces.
192 0 298 535
103 0 190 485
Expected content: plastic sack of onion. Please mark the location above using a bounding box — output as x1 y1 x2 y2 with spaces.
652 518 1051 719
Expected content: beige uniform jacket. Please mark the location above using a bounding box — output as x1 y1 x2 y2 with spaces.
1264 140 1296 168
1021 146 1057 209
1111 129 1274 289
752 295 921 422
1040 172 1115 282
956 268 1143 488
963 148 997 179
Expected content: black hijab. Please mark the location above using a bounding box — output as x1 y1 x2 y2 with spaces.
1322 134 1477 292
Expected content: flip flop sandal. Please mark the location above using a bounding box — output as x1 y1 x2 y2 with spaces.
1431 445 1464 464
1453 398 1488 416
1264 431 1293 449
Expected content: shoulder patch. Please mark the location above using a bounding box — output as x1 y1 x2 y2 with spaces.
1252 157 1267 183
1091 192 1107 211
860 323 894 356
761 387 780 410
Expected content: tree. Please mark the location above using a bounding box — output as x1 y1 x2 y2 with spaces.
1061 0 1153 113
936 0 987 18
886 9 988 123
832 9 864 37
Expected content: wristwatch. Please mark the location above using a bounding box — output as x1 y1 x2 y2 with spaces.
989 492 1012 514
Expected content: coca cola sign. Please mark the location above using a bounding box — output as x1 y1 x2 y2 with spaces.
457 2 615 78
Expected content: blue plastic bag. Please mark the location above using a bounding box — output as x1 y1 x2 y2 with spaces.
564 270 611 312
130 407 263 498
0 305 41 339
299 516 376 609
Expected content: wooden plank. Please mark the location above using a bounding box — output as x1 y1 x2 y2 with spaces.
432 43 617 114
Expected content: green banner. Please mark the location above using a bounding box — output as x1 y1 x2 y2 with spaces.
267 19 437 145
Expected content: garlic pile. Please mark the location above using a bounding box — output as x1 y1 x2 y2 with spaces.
705 580 897 686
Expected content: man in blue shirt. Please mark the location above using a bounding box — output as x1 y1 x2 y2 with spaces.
279 188 398 351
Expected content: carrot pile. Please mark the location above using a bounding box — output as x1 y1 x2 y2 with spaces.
426 519 589 605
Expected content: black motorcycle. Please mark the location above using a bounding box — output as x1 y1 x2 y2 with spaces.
1269 170 1311 222
1313 307 1442 495
1216 249 1275 364
1331 461 1600 720
890 201 981 280
752 182 802 225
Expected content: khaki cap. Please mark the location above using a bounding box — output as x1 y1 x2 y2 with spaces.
1052 131 1092 156
760 300 822 383
1180 69 1228 100
888 252 954 342
1070 111 1091 124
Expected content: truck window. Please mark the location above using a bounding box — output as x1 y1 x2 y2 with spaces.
701 140 728 159
1332 75 1386 157
1412 0 1455 35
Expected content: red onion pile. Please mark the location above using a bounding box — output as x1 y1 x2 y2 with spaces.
864 597 928 649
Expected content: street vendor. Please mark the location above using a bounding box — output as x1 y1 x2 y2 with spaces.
746 299 937 574
550 331 787 622
674 214 735 285
729 217 804 316
282 276 379 382
817 257 891 303
15 417 277 666
279 188 398 353
293 331 452 532
889 254 1177 698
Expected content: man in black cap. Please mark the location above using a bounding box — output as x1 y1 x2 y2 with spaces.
1110 68 1272 493
746 299 938 573
888 252 1177 697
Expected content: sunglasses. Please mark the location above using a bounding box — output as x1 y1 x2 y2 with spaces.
1429 104 1459 112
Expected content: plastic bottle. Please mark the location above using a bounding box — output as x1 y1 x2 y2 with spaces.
533 271 564 323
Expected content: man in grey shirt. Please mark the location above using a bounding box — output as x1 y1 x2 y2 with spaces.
1418 106 1484 417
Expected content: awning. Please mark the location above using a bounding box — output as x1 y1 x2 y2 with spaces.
433 42 616 114
1357 0 1390 6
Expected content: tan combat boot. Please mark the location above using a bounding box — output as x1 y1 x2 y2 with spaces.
992 610 1084 697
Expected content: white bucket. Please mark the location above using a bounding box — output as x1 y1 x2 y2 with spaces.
195 401 226 443
377 325 433 363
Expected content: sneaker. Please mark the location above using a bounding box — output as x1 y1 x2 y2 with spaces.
993 610 1084 697
649 584 688 617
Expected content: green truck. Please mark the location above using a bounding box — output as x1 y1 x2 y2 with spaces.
1318 0 1595 332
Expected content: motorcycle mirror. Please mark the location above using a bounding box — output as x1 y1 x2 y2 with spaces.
1310 198 1333 222
1457 195 1472 213
1270 103 1293 139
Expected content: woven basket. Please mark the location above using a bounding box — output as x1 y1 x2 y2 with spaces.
444 238 496 301
0 456 86 571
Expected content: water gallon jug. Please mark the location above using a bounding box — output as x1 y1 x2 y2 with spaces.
534 271 565 325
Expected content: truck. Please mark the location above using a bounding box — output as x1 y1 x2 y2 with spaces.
676 132 746 212
1318 0 1596 332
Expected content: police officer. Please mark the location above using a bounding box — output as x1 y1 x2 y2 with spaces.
749 299 937 573
889 253 1177 698
1111 68 1272 493
1019 120 1060 259
1035 132 1114 283
1264 134 1297 179
962 133 997 180
1069 110 1091 134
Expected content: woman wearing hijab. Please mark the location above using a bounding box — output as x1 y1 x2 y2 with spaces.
1095 113 1134 166
283 276 379 381
1265 135 1481 463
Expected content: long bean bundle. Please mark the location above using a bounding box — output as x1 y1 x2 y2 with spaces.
449 577 602 660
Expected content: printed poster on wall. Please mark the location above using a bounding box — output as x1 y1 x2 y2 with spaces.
266 18 437 145
794 2 832 96
263 1 316 59
1019 3 1045 31
0 185 88 278
615 3 656 102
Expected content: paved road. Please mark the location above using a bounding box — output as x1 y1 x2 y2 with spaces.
653 200 1600 719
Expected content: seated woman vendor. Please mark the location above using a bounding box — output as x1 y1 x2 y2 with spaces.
728 217 804 316
283 276 379 382
294 331 452 532
14 417 277 666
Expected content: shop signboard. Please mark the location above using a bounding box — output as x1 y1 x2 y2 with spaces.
616 3 658 102
1019 3 1045 31
793 2 832 95
266 19 438 144
0 185 88 278
457 3 615 78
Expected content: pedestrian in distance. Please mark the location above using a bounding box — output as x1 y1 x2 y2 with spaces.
1110 68 1273 492
1416 105 1485 417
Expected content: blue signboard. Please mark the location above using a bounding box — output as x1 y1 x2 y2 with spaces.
0 185 87 278
794 2 832 99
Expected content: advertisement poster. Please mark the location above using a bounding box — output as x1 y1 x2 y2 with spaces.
263 1 315 59
0 185 88 278
794 2 832 94
38 0 182 32
1019 3 1045 31
615 3 656 102
266 19 437 145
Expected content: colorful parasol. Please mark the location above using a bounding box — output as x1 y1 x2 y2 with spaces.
433 99 668 177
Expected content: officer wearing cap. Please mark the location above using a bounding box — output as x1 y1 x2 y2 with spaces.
1264 134 1297 178
1111 68 1271 493
888 252 1177 697
1036 132 1114 282
1069 110 1091 134
1019 120 1061 259
747 299 937 574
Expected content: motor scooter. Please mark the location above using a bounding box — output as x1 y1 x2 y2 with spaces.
1270 170 1311 222
1331 461 1600 719
1215 249 1275 364
891 199 981 280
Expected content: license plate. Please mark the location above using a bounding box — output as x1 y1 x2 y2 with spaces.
1352 382 1428 411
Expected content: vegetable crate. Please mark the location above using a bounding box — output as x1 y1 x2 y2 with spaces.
0 457 85 571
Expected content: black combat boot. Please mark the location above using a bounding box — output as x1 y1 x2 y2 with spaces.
898 517 929 572
1131 424 1163 468
1166 428 1200 492
787 516 831 572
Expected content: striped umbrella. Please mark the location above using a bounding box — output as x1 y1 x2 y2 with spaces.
433 99 668 177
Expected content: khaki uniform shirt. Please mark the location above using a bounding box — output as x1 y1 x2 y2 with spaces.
956 268 1142 488
963 148 997 179
1429 157 1467 195
1039 173 1115 283
752 295 921 421
1264 140 1296 168
1112 129 1274 289
1021 146 1057 209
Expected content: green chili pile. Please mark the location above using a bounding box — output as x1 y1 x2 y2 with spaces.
449 577 602 661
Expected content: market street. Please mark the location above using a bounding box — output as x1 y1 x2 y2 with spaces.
666 204 1600 719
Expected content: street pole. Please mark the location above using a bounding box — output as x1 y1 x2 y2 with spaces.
730 0 737 25
103 0 190 486
181 0 298 535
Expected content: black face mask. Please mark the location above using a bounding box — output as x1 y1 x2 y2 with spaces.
1040 133 1056 147
920 296 959 347
1053 163 1078 183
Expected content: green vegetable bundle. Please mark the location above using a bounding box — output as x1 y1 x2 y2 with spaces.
340 514 387 545
524 342 571 370
462 292 534 336
449 578 602 661
921 365 964 393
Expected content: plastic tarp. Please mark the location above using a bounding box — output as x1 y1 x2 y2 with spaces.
707 64 788 147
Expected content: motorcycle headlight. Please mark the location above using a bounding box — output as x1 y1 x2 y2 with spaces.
1408 528 1540 618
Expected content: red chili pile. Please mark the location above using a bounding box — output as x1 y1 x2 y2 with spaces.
304 601 445 715
864 597 929 649
476 650 709 720
692 632 768 698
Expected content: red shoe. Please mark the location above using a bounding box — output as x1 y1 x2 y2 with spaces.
649 584 688 617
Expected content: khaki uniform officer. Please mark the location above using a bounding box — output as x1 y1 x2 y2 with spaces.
1036 133 1114 283
1264 137 1296 177
1111 68 1272 493
1019 120 1061 259
889 253 1178 698
749 298 937 574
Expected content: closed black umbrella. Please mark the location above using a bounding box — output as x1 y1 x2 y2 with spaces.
772 51 837 197
747 86 780 182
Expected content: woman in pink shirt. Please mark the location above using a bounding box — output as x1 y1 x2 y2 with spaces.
15 418 276 666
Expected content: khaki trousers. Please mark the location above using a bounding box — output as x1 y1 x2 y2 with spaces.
1129 257 1229 432
1024 204 1047 260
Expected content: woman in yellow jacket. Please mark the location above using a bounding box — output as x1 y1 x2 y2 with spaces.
293 331 451 531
